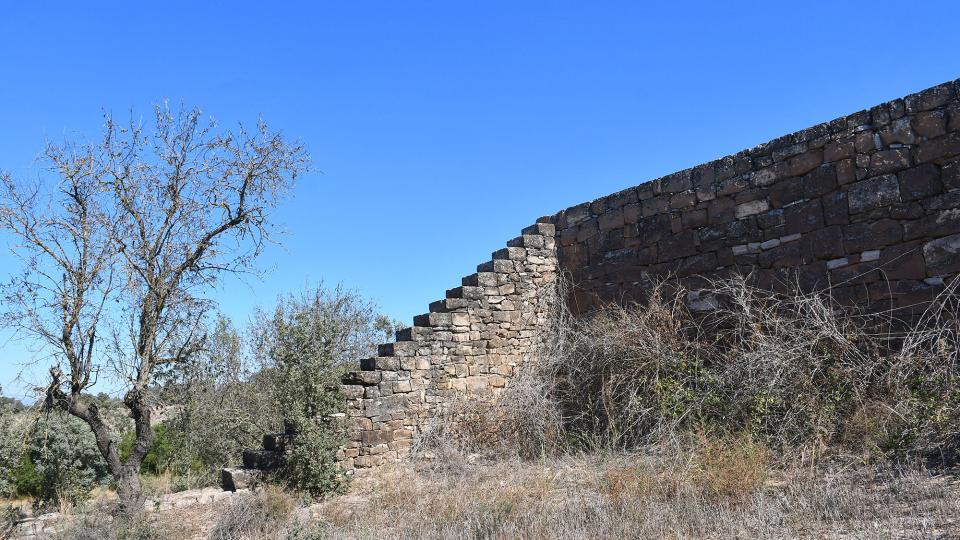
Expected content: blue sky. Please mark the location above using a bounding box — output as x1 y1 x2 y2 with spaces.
1 1 959 400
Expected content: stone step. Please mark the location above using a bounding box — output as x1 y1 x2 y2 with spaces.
461 272 498 287
359 357 377 371
477 259 516 273
377 341 418 357
343 370 380 385
506 234 546 249
221 467 262 491
492 246 526 260
428 299 449 313
395 325 433 342
445 286 484 300
242 449 283 471
262 433 294 452
413 312 453 327
395 327 413 341
522 222 556 236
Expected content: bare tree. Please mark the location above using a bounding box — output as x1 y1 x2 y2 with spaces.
0 104 307 510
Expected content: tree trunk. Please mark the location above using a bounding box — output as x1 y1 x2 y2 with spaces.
115 464 144 515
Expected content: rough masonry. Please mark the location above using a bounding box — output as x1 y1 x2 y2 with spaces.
340 77 960 470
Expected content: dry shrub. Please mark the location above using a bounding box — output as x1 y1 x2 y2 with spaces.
208 486 297 540
501 273 960 463
690 433 769 502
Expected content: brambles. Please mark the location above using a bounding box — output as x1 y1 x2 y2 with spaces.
489 274 960 464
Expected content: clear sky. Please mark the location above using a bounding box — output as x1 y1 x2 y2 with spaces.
1 1 959 400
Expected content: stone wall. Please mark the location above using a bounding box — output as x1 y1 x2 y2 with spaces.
340 223 558 469
339 77 960 471
552 78 960 314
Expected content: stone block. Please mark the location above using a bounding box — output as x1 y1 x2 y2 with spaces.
802 165 837 198
598 209 625 231
221 468 255 491
786 149 823 176
879 117 915 146
735 199 769 219
784 199 823 234
905 82 954 112
917 132 960 163
913 110 948 138
868 149 911 176
942 158 960 190
898 164 942 201
845 219 902 252
924 233 960 275
848 174 901 214
642 196 669 216
824 138 855 162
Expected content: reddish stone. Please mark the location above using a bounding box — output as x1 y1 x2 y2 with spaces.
824 138 855 162
641 196 669 216
877 242 926 280
623 203 642 224
682 209 708 229
836 158 857 185
784 199 824 234
805 226 845 259
802 165 837 198
786 149 823 177
676 252 718 276
769 178 803 208
845 219 902 252
670 191 697 209
718 176 749 196
917 132 960 163
905 83 955 112
598 208 625 231
661 171 692 193
821 191 850 226
576 219 599 242
707 197 736 224
670 214 683 233
855 131 878 153
657 231 698 262
636 214 673 243
868 148 911 176
912 110 948 138
898 164 942 201
758 241 808 269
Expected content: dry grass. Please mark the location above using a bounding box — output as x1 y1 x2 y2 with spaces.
305 451 959 539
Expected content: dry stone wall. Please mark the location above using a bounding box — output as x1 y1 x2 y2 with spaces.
339 77 960 471
340 223 557 470
552 78 960 314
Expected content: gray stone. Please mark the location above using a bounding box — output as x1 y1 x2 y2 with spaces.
924 234 960 275
848 175 900 214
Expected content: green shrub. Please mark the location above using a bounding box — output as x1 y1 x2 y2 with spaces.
253 285 379 497
21 412 111 507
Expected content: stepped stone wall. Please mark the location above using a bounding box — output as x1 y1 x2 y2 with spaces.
340 223 558 469
340 77 960 471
